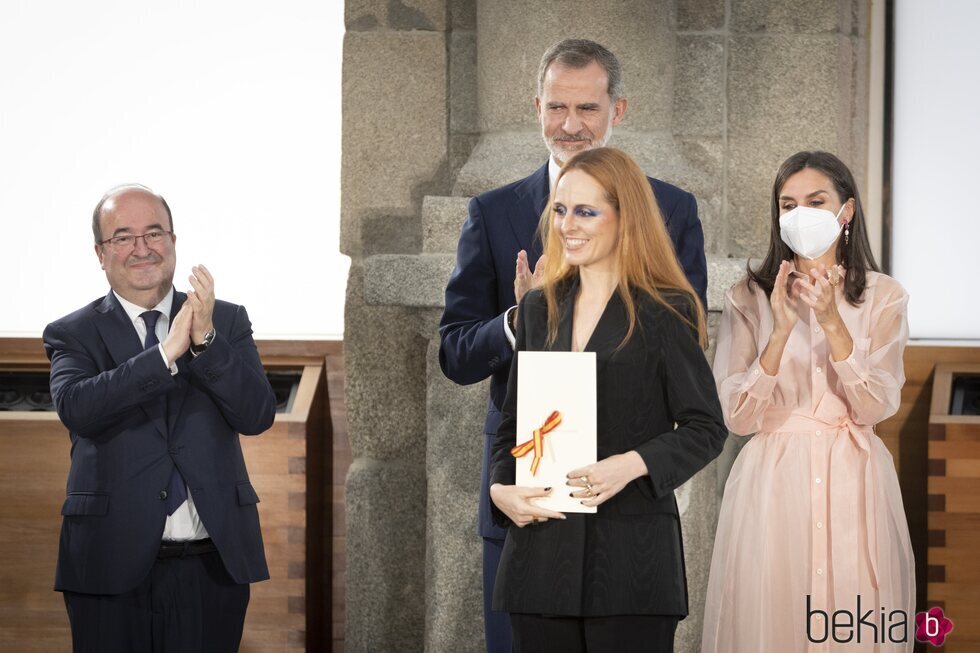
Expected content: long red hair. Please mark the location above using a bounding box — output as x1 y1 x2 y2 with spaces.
538 147 706 348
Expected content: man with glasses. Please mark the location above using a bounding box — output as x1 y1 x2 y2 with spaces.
43 184 275 652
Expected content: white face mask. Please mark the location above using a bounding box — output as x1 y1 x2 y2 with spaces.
779 205 846 260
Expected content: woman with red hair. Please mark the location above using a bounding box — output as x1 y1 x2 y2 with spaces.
488 147 727 652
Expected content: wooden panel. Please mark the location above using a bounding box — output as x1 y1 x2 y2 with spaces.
926 361 980 652
0 416 71 653
876 344 980 622
930 363 980 423
0 337 344 652
0 337 48 368
323 348 349 652
239 402 311 649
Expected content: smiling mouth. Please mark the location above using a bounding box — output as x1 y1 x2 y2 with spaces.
565 238 589 249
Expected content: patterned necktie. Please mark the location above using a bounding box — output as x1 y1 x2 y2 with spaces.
140 310 188 516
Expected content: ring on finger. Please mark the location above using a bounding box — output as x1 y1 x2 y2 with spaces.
585 483 595 497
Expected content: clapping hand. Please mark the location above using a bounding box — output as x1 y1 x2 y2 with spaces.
185 264 215 345
792 263 842 326
771 260 800 338
161 304 193 364
514 250 547 304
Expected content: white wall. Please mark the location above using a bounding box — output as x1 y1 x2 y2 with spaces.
892 0 980 339
0 0 347 339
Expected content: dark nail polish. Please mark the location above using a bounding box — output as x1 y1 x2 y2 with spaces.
544 487 552 492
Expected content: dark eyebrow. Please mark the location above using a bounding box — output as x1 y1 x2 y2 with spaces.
111 223 165 237
778 190 830 201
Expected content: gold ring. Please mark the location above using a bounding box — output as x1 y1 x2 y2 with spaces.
585 483 594 496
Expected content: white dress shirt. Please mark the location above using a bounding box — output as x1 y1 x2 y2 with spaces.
113 288 210 542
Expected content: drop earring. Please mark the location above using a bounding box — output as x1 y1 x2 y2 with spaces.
845 223 850 246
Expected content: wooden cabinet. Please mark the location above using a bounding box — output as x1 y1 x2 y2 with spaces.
0 338 336 652
927 363 980 652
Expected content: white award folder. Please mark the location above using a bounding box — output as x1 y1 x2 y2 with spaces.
515 351 597 514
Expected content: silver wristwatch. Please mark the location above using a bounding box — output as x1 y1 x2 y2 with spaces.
190 327 216 355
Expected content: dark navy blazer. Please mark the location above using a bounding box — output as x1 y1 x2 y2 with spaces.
43 290 276 595
438 162 707 540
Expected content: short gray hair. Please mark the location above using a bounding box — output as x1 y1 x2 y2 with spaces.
537 39 625 101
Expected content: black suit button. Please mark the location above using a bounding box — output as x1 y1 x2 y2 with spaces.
159 490 168 500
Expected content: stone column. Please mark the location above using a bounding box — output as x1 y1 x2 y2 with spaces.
341 1 449 650
723 0 869 256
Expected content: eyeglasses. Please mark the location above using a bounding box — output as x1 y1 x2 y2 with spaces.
99 230 174 249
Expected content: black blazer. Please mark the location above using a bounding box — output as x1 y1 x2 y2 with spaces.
439 161 708 539
43 290 276 595
489 280 727 617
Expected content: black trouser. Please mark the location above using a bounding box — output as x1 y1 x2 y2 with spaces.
63 546 249 653
511 612 680 653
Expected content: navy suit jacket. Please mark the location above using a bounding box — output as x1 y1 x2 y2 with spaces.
43 289 276 595
439 162 707 539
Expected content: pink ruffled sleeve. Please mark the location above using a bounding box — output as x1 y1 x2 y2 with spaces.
830 279 909 425
713 284 778 435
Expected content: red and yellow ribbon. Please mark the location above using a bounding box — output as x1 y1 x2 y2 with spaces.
510 410 562 476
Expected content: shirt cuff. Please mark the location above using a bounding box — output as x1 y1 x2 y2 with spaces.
740 359 778 398
158 344 179 376
830 351 868 385
503 305 518 350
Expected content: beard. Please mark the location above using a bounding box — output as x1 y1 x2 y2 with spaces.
543 119 614 163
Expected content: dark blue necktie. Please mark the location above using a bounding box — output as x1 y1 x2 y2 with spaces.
141 310 188 516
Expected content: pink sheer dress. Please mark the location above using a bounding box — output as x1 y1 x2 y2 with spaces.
701 268 915 652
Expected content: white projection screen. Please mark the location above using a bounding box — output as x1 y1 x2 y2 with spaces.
892 0 980 340
0 1 347 339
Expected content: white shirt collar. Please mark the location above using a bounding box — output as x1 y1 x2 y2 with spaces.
548 156 562 194
113 287 175 327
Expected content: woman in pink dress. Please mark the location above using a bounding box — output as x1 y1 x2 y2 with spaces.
701 151 915 652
